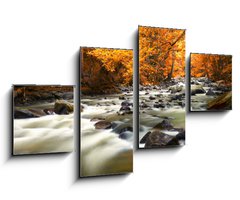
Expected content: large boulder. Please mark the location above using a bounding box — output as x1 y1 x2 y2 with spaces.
145 131 179 148
153 119 174 130
94 120 112 129
54 100 74 114
28 109 47 117
191 85 206 95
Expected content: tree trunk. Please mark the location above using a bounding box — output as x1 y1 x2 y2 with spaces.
168 49 175 80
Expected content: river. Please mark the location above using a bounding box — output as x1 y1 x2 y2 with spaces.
139 85 185 148
80 93 133 177
14 111 74 155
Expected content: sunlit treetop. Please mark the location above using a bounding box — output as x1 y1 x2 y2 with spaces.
139 26 185 85
80 47 133 94
87 48 133 85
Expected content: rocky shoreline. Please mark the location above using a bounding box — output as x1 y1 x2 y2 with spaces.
14 86 74 119
14 99 74 119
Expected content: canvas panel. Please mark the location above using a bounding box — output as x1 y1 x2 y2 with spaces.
190 53 232 111
13 85 74 155
80 47 133 177
138 26 186 149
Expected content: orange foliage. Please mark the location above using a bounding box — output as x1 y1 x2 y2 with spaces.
139 26 185 85
80 47 133 95
87 48 133 85
191 53 232 85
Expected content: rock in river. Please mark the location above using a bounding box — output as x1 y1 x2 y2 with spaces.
119 132 132 140
153 103 165 108
121 100 133 107
145 131 179 148
14 109 40 119
28 108 47 117
119 96 126 100
120 105 131 112
118 105 132 115
191 85 206 95
153 119 174 130
94 120 112 129
149 96 156 100
140 102 149 109
54 100 74 114
206 89 215 96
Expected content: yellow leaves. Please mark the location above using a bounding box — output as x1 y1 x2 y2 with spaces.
139 26 185 85
191 53 232 85
85 47 133 85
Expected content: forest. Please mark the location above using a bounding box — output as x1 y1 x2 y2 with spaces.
139 26 185 85
80 47 133 95
191 54 232 86
190 53 232 111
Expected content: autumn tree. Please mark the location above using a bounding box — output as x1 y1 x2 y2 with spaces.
80 47 133 95
191 53 232 86
139 26 185 85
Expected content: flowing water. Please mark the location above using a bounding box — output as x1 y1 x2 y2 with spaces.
14 113 74 155
80 93 133 177
190 83 224 111
139 87 185 148
191 93 215 111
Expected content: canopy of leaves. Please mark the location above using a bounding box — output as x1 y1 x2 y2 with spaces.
80 47 133 95
191 53 232 86
139 26 185 85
